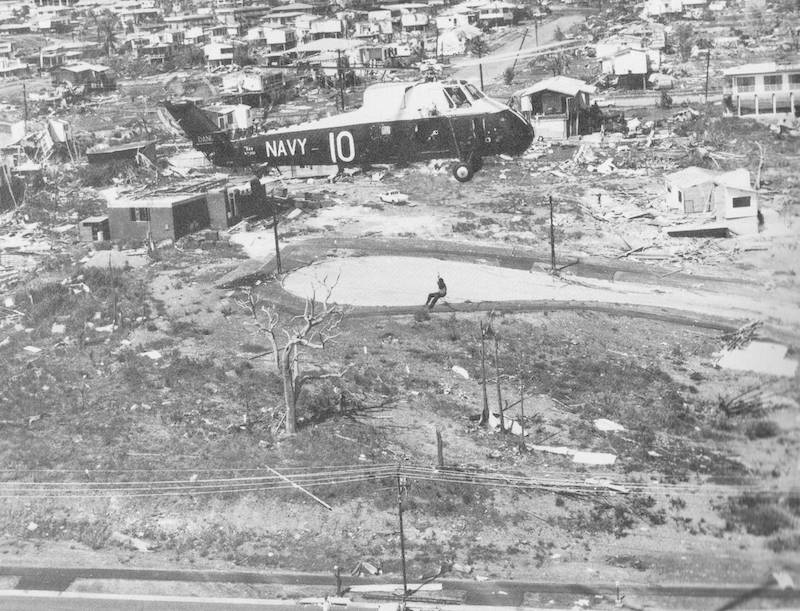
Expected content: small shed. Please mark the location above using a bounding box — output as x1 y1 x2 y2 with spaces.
107 193 211 243
513 76 596 139
79 215 110 241
664 166 759 234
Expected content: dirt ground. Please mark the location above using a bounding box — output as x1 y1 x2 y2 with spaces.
1 195 798 596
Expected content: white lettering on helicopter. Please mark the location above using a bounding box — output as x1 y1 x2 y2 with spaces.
328 131 355 163
264 138 308 158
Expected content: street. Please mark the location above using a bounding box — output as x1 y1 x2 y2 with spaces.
449 13 589 85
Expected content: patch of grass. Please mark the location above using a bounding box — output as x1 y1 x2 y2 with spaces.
767 533 800 553
720 494 793 536
606 554 648 571
169 320 212 338
452 222 477 233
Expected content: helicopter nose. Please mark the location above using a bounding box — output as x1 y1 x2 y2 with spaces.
508 109 534 154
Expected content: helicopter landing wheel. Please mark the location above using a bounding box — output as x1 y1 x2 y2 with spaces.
453 162 473 182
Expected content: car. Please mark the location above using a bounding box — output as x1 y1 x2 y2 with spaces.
379 190 409 204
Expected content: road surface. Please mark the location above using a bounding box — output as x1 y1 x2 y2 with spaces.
449 13 588 86
0 565 798 610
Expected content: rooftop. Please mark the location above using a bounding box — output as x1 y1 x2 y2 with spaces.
87 140 156 154
54 62 111 73
515 76 595 98
107 192 205 209
723 62 800 76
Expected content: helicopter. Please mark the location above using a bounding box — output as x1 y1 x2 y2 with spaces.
164 79 534 182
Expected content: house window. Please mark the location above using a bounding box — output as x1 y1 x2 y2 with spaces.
678 191 682 203
129 207 151 221
732 196 751 208
735 76 755 92
789 73 800 85
763 74 783 91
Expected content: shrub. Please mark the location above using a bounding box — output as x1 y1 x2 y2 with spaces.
722 495 792 536
767 533 800 553
745 420 780 440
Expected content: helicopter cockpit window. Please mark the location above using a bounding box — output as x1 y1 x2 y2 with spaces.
463 83 485 99
444 86 471 108
440 90 456 109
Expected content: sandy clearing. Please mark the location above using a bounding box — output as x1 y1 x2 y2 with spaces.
302 204 448 238
229 231 278 259
282 255 800 327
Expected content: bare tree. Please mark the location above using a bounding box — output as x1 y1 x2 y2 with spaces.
546 52 571 76
673 23 695 62
239 286 346 434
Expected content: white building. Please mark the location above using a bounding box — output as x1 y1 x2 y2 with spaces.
436 24 481 56
723 62 800 116
664 166 759 234
203 42 235 66
435 8 476 30
310 17 345 39
600 48 649 90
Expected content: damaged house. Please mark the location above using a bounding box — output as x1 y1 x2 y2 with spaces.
50 62 116 92
107 192 212 243
513 76 596 139
106 179 273 242
664 166 760 234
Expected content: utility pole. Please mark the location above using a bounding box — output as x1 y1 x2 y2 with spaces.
337 49 345 111
511 27 529 73
493 334 505 433
396 470 409 602
535 19 539 47
518 382 526 452
548 194 556 272
479 321 490 424
478 61 484 91
704 49 711 106
272 198 282 274
22 82 28 133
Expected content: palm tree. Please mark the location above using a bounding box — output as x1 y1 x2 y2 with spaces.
96 10 119 56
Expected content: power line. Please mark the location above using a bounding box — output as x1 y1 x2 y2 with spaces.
0 463 794 500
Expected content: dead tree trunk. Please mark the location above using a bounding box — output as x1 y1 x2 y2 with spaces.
282 347 297 435
479 321 490 425
238 287 344 436
493 334 505 433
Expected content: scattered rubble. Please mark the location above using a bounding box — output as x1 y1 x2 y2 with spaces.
530 445 617 466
